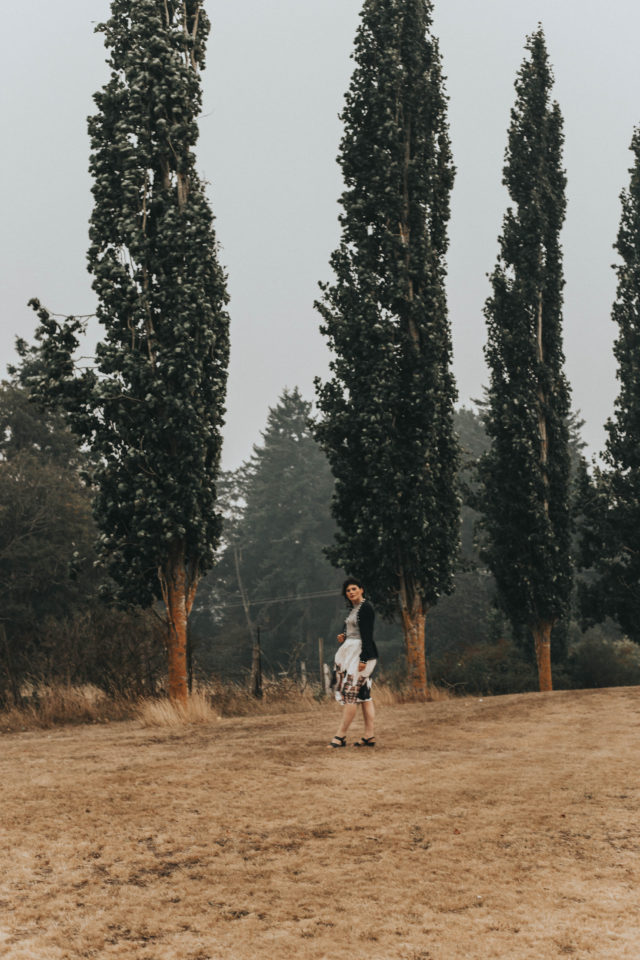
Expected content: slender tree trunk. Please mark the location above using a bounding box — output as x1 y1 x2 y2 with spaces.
159 546 198 702
532 620 553 692
401 606 428 697
164 568 189 702
399 574 429 698
318 636 325 692
232 544 262 697
252 627 263 699
186 620 194 694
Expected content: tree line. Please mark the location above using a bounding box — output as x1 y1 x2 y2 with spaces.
3 0 640 703
2 375 633 702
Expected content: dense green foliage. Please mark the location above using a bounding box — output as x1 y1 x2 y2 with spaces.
314 0 459 627
28 0 229 611
0 378 630 701
480 29 572 651
0 381 165 703
578 130 640 643
0 383 96 698
456 405 490 561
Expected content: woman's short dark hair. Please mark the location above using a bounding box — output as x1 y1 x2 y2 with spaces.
342 577 365 602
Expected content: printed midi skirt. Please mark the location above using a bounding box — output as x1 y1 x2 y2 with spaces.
332 637 376 704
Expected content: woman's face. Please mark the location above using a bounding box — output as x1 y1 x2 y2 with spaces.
345 583 365 606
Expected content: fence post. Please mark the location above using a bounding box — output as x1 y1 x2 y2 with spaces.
252 626 263 699
318 637 324 692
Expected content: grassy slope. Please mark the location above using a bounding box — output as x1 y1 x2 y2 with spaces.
1 688 640 960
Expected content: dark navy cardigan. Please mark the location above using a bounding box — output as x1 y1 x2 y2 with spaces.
344 599 378 663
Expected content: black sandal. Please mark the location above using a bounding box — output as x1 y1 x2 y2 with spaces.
353 737 376 747
329 735 346 748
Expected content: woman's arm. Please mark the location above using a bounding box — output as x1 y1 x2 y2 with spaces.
358 602 377 662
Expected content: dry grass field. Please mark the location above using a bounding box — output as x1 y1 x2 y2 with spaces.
2 686 640 960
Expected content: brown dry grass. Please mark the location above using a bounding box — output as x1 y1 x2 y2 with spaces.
0 684 133 732
2 686 640 959
0 680 448 732
136 692 221 727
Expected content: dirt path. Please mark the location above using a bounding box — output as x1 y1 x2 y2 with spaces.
1 687 640 959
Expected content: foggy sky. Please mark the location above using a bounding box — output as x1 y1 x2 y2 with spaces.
2 0 639 468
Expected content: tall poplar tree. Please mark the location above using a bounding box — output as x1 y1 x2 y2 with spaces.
314 0 459 696
479 28 572 691
578 129 640 642
28 0 230 701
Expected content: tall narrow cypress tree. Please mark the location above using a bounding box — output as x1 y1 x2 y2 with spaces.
28 0 230 701
579 129 640 642
480 27 572 691
314 0 459 696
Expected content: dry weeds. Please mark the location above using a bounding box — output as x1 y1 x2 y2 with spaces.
0 684 133 732
0 680 444 732
137 692 220 727
1 687 640 959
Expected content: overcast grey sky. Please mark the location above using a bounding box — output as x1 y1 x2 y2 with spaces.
2 0 639 468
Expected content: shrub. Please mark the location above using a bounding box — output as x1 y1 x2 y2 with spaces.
2 606 166 707
430 639 538 696
568 632 640 689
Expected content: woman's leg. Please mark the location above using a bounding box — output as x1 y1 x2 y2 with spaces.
336 702 358 738
361 699 375 739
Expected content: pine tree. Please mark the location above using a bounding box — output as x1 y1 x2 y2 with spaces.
479 27 572 691
0 380 99 705
28 0 230 701
314 0 459 696
236 389 338 607
202 389 342 684
578 129 640 642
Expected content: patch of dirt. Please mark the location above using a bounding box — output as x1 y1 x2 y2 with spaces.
1 688 640 958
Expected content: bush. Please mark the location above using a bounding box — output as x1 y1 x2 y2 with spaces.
568 632 640 689
430 638 538 696
1 606 166 706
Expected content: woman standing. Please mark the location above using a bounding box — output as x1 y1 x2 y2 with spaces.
329 577 378 748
